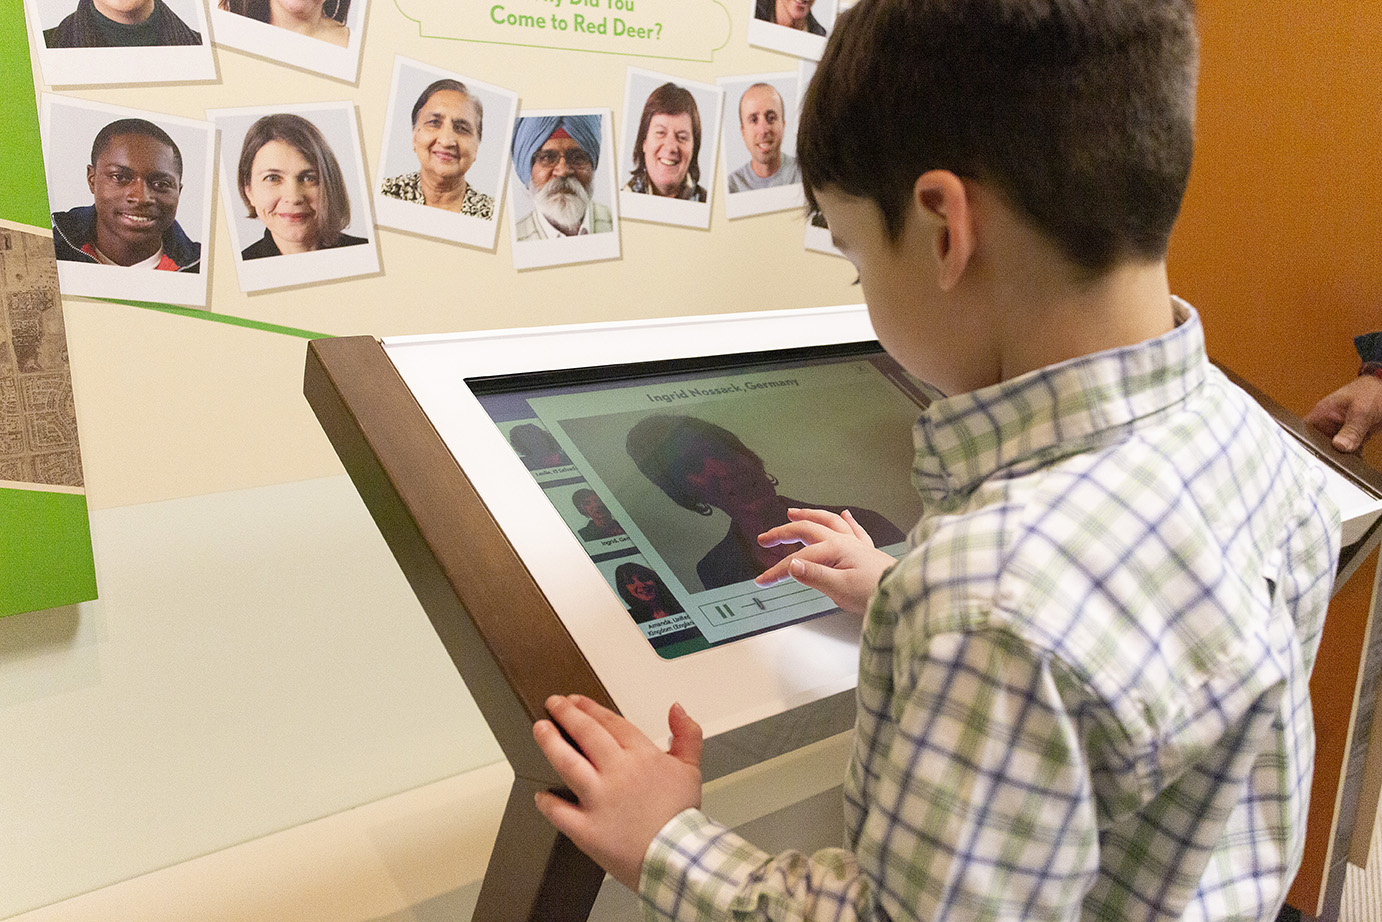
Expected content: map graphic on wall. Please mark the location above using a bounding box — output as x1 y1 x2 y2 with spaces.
0 221 97 618
0 3 97 618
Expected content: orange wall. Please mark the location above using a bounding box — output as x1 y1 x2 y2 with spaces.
1172 2 1381 423
1171 3 1381 912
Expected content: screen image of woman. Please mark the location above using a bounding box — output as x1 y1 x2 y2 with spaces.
623 83 706 202
613 562 683 624
236 113 367 260
380 79 494 219
218 0 350 46
626 414 905 590
508 423 570 471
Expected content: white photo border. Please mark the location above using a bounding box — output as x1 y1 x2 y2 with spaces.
507 107 621 271
208 0 368 84
373 55 518 252
745 0 835 61
24 0 214 87
39 94 215 308
616 67 724 230
209 101 380 294
717 71 805 220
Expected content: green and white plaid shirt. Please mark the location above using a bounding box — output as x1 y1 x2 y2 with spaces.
641 301 1340 922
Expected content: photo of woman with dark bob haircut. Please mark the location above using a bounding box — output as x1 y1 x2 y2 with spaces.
626 414 905 590
613 562 684 625
623 82 706 202
235 113 367 260
217 0 350 47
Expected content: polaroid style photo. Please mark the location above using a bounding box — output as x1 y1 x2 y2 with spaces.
717 72 804 220
793 60 843 258
616 68 723 230
209 101 379 293
40 94 215 308
25 0 214 86
746 0 835 61
374 56 518 251
507 107 621 270
208 0 368 83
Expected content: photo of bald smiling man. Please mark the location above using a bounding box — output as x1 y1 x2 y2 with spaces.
51 117 200 272
727 82 801 193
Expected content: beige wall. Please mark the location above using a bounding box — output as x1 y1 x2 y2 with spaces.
49 7 862 511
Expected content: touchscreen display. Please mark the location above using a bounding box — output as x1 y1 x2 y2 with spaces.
469 342 934 659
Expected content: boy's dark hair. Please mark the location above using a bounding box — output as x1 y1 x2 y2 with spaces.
91 118 183 179
798 0 1199 274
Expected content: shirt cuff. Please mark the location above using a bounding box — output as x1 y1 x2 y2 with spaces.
639 808 768 922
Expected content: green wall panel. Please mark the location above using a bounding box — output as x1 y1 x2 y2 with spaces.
1 4 100 617
0 2 52 231
0 489 98 617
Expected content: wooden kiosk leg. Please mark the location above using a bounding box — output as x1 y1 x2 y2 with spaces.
305 336 617 922
473 775 606 922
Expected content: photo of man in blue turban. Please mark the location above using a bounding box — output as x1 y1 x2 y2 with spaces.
510 113 612 240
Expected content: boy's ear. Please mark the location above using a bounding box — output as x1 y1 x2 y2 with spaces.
912 170 974 292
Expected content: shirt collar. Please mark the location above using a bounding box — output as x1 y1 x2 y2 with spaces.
912 297 1203 508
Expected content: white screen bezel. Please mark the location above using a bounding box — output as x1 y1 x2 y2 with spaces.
382 304 884 743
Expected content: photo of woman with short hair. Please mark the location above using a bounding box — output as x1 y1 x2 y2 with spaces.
235 112 366 260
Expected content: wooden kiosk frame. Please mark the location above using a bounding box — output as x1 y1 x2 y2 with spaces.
304 306 896 920
304 305 1382 922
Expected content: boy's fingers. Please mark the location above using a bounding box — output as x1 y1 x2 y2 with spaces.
533 788 587 838
567 694 646 749
1335 420 1364 453
754 559 793 587
757 520 832 549
1305 401 1342 435
667 702 704 767
788 557 822 588
543 695 622 765
838 509 875 545
787 557 853 600
756 539 852 588
786 507 852 532
533 718 598 796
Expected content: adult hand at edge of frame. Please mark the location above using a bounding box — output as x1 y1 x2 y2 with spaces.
755 508 897 616
533 694 703 892
1305 373 1382 454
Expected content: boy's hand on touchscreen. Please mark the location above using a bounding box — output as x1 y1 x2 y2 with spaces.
755 508 896 616
533 694 703 892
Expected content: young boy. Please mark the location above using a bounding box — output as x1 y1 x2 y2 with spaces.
532 1 1342 919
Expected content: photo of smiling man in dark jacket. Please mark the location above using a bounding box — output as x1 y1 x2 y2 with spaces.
51 117 201 273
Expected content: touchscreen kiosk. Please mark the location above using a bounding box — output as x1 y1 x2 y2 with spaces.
468 343 931 659
305 305 926 921
304 305 1382 922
